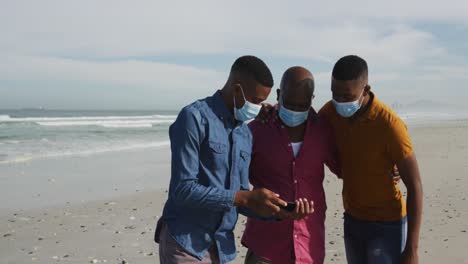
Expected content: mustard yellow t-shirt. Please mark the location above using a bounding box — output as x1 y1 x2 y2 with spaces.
319 93 413 221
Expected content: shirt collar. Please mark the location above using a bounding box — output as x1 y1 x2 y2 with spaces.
212 90 235 122
357 92 379 121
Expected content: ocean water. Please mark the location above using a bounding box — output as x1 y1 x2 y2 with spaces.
0 109 177 165
1 108 467 165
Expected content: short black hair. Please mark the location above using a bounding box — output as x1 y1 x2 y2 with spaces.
231 55 274 87
332 55 368 81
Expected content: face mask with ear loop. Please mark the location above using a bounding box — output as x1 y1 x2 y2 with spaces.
233 86 262 122
332 89 365 118
278 97 309 127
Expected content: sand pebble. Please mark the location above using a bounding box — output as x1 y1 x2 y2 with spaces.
3 233 13 238
129 216 136 220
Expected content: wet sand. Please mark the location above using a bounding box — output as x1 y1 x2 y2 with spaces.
1 121 468 263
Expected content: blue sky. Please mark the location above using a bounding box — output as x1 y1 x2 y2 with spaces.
1 0 468 110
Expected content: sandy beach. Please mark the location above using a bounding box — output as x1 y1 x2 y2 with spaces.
1 120 468 264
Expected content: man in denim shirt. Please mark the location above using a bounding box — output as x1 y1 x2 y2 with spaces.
155 56 312 264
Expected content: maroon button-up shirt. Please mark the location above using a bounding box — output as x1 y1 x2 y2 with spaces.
242 108 340 264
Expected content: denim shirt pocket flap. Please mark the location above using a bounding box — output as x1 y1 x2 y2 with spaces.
240 150 251 161
208 141 227 154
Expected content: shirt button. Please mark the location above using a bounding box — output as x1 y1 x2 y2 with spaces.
282 125 285 128
288 143 291 146
294 234 298 238
294 180 297 184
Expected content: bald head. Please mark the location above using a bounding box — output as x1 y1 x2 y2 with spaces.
278 66 315 112
280 66 314 91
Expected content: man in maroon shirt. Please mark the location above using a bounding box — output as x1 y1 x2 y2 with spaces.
242 67 341 264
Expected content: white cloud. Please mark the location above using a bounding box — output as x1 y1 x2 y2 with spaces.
413 65 468 81
1 0 468 108
0 0 459 60
0 55 224 89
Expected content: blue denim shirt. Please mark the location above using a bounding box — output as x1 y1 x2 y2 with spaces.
156 90 254 263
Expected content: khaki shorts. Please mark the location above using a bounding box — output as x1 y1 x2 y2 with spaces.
157 223 220 264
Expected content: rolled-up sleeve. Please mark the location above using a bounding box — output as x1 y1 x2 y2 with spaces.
169 107 236 211
387 117 414 163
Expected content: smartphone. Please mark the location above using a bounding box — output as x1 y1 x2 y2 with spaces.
282 202 297 212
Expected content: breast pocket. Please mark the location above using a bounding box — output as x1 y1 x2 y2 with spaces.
203 140 227 170
237 149 252 189
238 149 251 169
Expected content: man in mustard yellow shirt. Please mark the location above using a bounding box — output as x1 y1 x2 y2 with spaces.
319 55 423 264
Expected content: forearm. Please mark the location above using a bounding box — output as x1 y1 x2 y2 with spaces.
238 206 277 221
405 182 423 251
234 190 250 207
172 181 236 211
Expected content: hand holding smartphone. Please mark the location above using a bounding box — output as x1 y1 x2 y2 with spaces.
282 201 297 212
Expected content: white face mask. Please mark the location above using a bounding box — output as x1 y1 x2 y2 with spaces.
233 86 262 122
278 97 309 127
332 89 365 118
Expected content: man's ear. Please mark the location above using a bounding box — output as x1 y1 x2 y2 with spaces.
364 84 371 96
233 83 241 94
233 83 245 108
232 83 242 100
